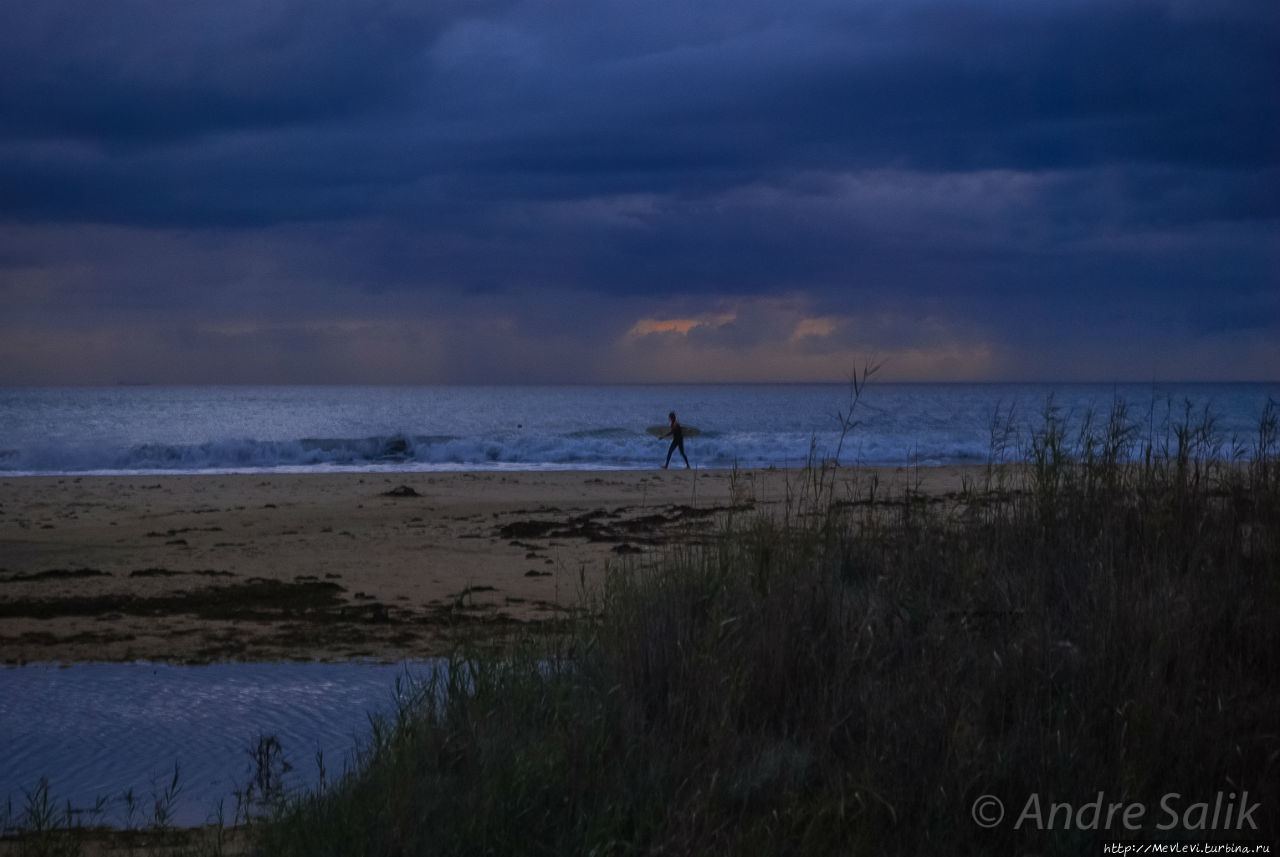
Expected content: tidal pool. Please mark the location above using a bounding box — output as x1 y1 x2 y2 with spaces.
0 660 440 828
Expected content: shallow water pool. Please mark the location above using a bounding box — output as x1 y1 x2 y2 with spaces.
0 660 439 828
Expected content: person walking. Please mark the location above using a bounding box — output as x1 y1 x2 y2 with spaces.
660 411 689 469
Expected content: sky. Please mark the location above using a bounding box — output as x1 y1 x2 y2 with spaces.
1 0 1277 385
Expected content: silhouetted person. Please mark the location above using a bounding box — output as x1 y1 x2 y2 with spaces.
661 411 689 469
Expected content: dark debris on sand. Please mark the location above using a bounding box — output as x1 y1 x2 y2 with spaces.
496 503 748 546
383 485 422 498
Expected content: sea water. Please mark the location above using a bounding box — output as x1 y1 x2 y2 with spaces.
2 383 1277 475
0 661 440 829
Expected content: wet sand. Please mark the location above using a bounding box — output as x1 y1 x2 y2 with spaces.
0 466 974 664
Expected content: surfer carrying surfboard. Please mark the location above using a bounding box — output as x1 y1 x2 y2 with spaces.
660 411 690 469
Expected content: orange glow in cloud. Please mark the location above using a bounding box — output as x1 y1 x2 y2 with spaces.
791 317 837 340
626 312 737 338
629 318 701 336
612 298 1007 382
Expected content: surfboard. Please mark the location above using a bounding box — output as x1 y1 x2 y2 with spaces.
646 425 701 438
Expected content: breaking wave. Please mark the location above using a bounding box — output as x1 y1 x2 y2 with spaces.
0 429 990 475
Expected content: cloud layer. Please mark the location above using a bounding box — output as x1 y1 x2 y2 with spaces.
2 0 1277 382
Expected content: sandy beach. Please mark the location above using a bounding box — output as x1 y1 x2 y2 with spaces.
0 466 973 664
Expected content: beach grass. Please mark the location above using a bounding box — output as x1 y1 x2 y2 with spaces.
4 398 1278 855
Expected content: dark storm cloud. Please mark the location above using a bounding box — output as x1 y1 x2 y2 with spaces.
0 0 497 143
4 0 1276 225
1 0 1276 382
425 0 1280 179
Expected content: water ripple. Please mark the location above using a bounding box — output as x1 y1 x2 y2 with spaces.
0 661 440 828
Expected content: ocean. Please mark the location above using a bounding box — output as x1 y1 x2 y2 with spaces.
2 383 1278 476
